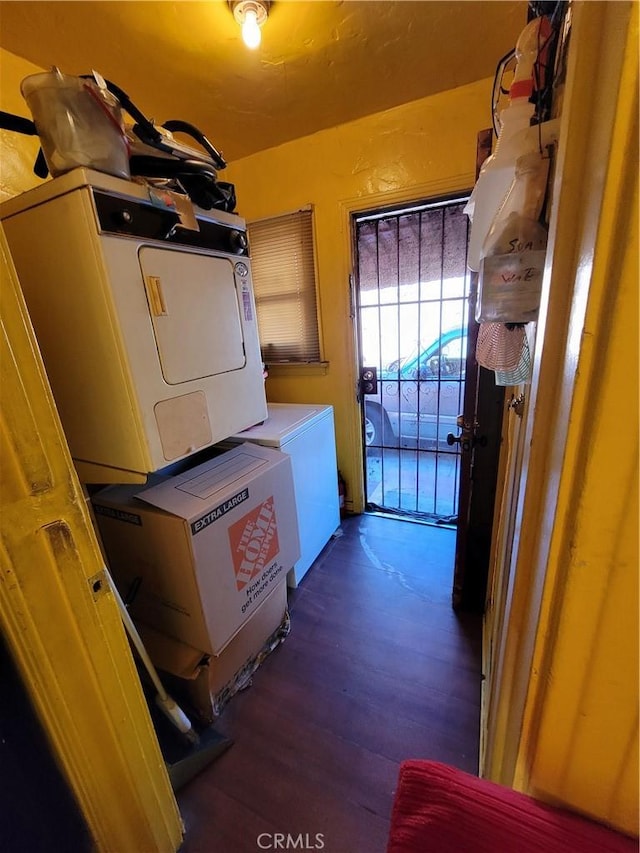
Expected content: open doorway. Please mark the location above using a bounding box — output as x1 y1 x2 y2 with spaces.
354 197 471 524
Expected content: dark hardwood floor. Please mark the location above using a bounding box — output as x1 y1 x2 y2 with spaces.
177 513 483 853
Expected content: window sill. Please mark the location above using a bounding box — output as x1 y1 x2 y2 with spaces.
265 361 329 377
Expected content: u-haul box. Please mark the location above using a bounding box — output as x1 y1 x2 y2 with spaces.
92 443 300 656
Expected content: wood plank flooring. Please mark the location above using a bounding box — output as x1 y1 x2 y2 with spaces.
177 513 483 853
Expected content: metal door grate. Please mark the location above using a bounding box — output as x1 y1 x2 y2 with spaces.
355 198 470 522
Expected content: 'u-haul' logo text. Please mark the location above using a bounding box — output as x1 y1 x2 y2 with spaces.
229 497 279 591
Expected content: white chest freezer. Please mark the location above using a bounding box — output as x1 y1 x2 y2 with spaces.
223 403 340 587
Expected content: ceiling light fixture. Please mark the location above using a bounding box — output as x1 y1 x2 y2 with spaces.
231 0 270 50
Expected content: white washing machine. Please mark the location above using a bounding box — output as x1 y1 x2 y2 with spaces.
223 403 340 587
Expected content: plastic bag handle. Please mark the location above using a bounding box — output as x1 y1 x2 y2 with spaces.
81 77 227 171
128 155 218 179
161 120 226 171
80 75 163 146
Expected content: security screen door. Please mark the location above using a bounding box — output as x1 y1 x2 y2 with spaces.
354 197 471 523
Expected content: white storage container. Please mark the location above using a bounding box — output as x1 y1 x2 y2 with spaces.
223 403 340 587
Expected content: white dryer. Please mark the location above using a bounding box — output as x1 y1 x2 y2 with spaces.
1 168 267 482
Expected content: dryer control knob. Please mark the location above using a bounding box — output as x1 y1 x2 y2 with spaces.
116 209 133 226
229 230 248 254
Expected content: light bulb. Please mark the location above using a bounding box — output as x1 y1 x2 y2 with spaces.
242 9 261 49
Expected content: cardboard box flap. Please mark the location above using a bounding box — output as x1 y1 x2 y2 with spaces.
137 444 273 519
137 620 208 680
91 474 171 512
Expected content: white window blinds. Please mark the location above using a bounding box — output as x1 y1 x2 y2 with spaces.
248 209 321 363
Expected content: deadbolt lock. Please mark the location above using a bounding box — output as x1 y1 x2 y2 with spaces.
359 366 378 395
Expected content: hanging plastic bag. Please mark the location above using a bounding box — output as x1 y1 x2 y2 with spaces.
465 15 553 270
21 68 130 179
476 150 550 324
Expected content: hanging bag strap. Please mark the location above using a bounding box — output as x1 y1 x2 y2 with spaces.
161 120 226 170
87 78 227 170
0 110 49 177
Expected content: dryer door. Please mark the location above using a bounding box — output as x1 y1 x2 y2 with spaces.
139 246 246 385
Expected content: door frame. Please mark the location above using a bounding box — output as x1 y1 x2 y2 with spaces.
0 228 183 853
481 1 638 810
352 192 471 522
451 129 505 611
347 177 504 613
341 173 474 514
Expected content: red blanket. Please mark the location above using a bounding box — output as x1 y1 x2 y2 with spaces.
387 761 637 853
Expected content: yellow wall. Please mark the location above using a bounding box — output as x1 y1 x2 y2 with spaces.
0 49 46 199
225 79 491 511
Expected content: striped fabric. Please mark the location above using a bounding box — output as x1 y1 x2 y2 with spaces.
387 761 637 853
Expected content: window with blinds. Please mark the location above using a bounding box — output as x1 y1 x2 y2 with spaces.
248 209 321 364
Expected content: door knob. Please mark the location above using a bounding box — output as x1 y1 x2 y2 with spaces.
447 432 475 452
449 415 487 451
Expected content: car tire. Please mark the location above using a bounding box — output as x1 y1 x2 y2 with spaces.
364 405 383 447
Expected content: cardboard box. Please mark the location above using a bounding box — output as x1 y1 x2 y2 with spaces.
138 580 290 722
92 443 300 656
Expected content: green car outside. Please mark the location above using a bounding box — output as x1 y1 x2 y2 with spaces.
364 327 467 448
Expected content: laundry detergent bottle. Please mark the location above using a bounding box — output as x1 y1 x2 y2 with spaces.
465 15 551 271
